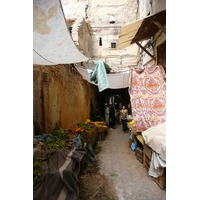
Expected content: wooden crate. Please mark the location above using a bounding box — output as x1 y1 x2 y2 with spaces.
97 127 107 133
143 142 152 159
144 155 151 172
143 142 166 190
153 168 166 190
79 130 97 147
143 142 152 168
98 132 105 141
135 146 143 164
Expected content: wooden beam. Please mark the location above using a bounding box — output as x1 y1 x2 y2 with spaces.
152 20 166 35
136 42 155 60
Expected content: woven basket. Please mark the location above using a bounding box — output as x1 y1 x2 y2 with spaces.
84 130 98 146
97 126 107 133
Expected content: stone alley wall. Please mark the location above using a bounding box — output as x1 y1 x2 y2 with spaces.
33 64 93 134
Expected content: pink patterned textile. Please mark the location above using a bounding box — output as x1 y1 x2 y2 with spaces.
129 65 166 132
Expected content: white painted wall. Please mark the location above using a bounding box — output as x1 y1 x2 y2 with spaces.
88 0 139 71
61 0 139 71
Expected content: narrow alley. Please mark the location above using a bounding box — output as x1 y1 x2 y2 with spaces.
33 0 167 199
77 124 166 200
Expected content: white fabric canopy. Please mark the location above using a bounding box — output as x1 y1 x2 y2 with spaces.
75 65 129 89
33 0 88 65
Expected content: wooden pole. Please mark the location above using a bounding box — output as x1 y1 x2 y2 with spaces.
152 20 166 35
136 42 155 60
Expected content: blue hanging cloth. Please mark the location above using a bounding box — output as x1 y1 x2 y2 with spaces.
87 60 109 92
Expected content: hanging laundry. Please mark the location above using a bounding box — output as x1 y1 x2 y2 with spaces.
129 65 166 132
87 60 109 92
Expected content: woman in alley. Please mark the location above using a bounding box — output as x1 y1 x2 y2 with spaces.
120 105 129 133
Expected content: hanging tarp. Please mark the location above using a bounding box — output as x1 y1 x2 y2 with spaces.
75 64 129 89
129 65 166 132
33 0 88 65
117 10 166 50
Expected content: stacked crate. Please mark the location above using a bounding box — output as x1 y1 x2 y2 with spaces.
143 142 152 171
143 142 166 190
135 145 143 164
153 168 166 190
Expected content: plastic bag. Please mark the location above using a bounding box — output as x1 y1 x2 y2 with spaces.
131 142 135 152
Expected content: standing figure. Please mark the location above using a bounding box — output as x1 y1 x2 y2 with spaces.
120 105 129 133
105 103 109 125
109 103 115 129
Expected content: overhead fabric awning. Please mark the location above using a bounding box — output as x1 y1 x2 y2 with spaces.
75 65 129 89
116 9 166 50
33 0 88 65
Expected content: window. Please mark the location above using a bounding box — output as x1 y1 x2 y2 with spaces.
111 43 116 48
99 37 102 46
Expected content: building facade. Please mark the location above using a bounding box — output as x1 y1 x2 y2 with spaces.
136 0 166 68
61 0 139 71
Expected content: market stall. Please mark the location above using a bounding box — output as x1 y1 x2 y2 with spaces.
127 120 166 189
128 120 144 163
126 64 166 189
33 148 86 200
142 122 166 189
33 119 107 200
94 121 108 141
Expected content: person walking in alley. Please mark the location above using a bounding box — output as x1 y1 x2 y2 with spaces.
120 105 129 133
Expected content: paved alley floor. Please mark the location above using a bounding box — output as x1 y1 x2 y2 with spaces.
78 124 166 200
